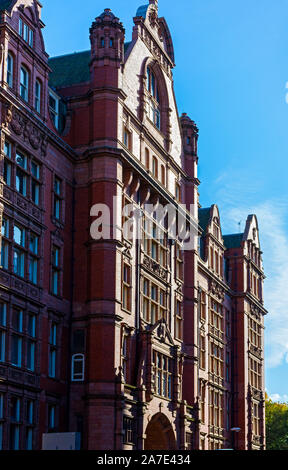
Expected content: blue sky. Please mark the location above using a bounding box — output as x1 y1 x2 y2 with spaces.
42 0 288 401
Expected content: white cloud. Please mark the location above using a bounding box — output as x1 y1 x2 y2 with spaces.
269 393 288 403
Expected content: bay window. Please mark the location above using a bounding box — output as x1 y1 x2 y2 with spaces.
141 278 168 324
152 351 172 399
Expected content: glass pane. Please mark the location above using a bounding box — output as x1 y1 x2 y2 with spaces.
0 332 5 362
0 304 6 327
13 249 25 277
29 257 37 284
11 336 22 366
14 226 25 247
29 234 38 254
28 315 36 338
23 23 29 42
54 178 61 195
16 152 27 169
31 161 40 179
2 218 9 238
16 169 27 195
29 29 33 47
27 341 35 371
31 181 40 205
1 241 9 269
4 141 11 158
4 161 11 185
12 310 23 332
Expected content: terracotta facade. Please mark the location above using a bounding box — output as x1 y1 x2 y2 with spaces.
0 0 266 450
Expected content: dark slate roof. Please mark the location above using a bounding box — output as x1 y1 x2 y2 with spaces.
48 43 132 89
136 4 149 17
198 208 211 233
0 0 14 12
48 50 91 88
223 233 244 250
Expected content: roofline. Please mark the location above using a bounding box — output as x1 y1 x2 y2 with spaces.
48 50 90 61
223 233 244 238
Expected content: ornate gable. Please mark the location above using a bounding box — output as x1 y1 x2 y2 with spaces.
150 318 174 346
134 1 175 76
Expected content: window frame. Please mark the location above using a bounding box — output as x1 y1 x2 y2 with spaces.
35 79 41 113
6 52 14 88
152 350 173 400
71 353 85 382
49 90 60 129
20 66 29 103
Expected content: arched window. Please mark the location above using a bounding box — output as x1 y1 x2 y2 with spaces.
161 165 165 185
145 148 150 170
146 66 160 130
152 157 158 178
20 66 29 102
6 52 13 88
35 79 41 113
71 354 85 382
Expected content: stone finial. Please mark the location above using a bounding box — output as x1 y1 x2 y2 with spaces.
149 0 158 9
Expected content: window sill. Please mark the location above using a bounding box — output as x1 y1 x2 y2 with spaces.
122 306 132 315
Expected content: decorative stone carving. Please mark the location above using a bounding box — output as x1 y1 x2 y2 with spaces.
210 280 225 301
143 254 168 282
3 187 12 201
249 344 262 360
250 303 261 320
2 102 13 128
17 196 28 211
10 109 25 135
1 102 48 156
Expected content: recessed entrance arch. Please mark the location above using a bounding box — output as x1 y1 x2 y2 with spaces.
144 413 176 450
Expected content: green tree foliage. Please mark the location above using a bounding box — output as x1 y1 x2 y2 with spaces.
266 396 288 450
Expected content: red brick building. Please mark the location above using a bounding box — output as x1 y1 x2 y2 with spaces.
0 0 266 450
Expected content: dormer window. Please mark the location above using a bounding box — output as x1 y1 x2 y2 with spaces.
19 18 34 47
100 37 105 48
146 66 161 130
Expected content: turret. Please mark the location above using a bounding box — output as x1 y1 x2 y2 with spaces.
89 8 125 87
180 113 199 209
